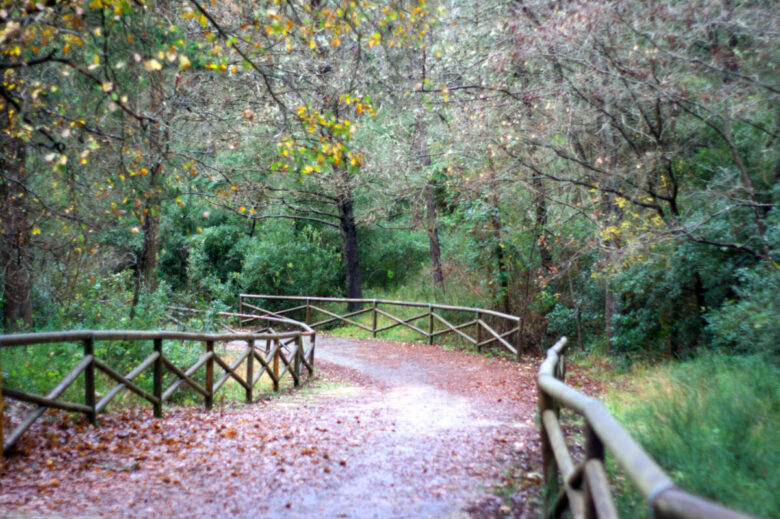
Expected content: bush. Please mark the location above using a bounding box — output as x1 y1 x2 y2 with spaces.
239 225 342 297
358 227 428 289
609 353 780 518
706 267 780 357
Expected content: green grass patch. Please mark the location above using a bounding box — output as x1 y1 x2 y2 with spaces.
607 353 780 518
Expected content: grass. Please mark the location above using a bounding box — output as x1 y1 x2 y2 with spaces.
605 352 780 518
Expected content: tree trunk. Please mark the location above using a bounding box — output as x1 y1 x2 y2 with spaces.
414 109 445 289
338 194 363 312
131 69 167 317
0 105 32 330
425 183 444 289
131 163 162 312
532 175 553 272
604 280 621 353
488 166 510 315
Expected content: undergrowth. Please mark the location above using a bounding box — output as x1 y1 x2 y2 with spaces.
606 352 780 518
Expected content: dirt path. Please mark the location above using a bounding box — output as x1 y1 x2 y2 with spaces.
0 336 544 518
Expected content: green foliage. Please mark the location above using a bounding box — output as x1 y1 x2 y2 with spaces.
185 221 247 302
3 272 175 400
609 353 780 518
604 239 759 357
706 267 780 356
358 228 428 289
238 224 342 297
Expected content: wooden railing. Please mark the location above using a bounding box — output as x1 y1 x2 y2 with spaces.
538 337 754 519
239 294 524 358
0 323 315 457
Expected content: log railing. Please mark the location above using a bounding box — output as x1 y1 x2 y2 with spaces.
239 294 523 358
1 324 315 458
538 337 754 519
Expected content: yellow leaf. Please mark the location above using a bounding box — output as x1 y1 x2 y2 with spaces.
144 59 163 71
32 227 41 235
179 55 191 71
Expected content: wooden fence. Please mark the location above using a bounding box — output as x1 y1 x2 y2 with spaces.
0 297 761 519
538 337 754 519
239 294 523 358
1 324 315 457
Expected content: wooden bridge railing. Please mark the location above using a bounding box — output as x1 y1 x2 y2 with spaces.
538 337 754 519
0 324 316 458
239 294 523 358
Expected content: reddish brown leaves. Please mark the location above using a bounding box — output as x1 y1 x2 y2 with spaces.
0 336 600 518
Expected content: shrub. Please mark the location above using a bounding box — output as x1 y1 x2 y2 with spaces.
706 267 780 357
358 227 428 289
239 225 342 297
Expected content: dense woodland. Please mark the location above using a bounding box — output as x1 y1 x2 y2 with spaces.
1 0 777 359
1 1 779 516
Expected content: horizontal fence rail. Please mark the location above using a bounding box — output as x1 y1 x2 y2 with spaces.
1 324 316 458
239 294 523 358
538 337 755 519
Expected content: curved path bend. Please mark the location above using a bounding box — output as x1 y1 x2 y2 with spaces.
0 336 543 518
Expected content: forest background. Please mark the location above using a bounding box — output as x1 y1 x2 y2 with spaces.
1 0 778 516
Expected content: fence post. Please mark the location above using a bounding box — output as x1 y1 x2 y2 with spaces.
246 340 254 402
539 385 558 515
272 339 280 392
293 335 302 387
583 421 606 519
0 338 4 465
305 298 311 324
516 317 523 360
309 333 316 376
428 304 434 345
205 340 214 410
476 311 482 352
153 338 163 418
83 335 96 425
372 300 378 338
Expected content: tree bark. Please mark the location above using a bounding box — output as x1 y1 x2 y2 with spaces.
0 104 32 330
131 69 167 317
532 175 553 273
424 183 444 289
337 193 363 312
414 109 445 289
488 166 510 315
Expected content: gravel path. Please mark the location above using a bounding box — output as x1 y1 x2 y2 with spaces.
0 335 543 518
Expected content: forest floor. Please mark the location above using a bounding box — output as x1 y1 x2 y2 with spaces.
0 335 577 518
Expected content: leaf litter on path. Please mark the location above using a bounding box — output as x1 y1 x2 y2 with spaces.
1 335 556 518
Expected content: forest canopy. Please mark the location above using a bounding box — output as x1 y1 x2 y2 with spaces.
1 0 778 358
